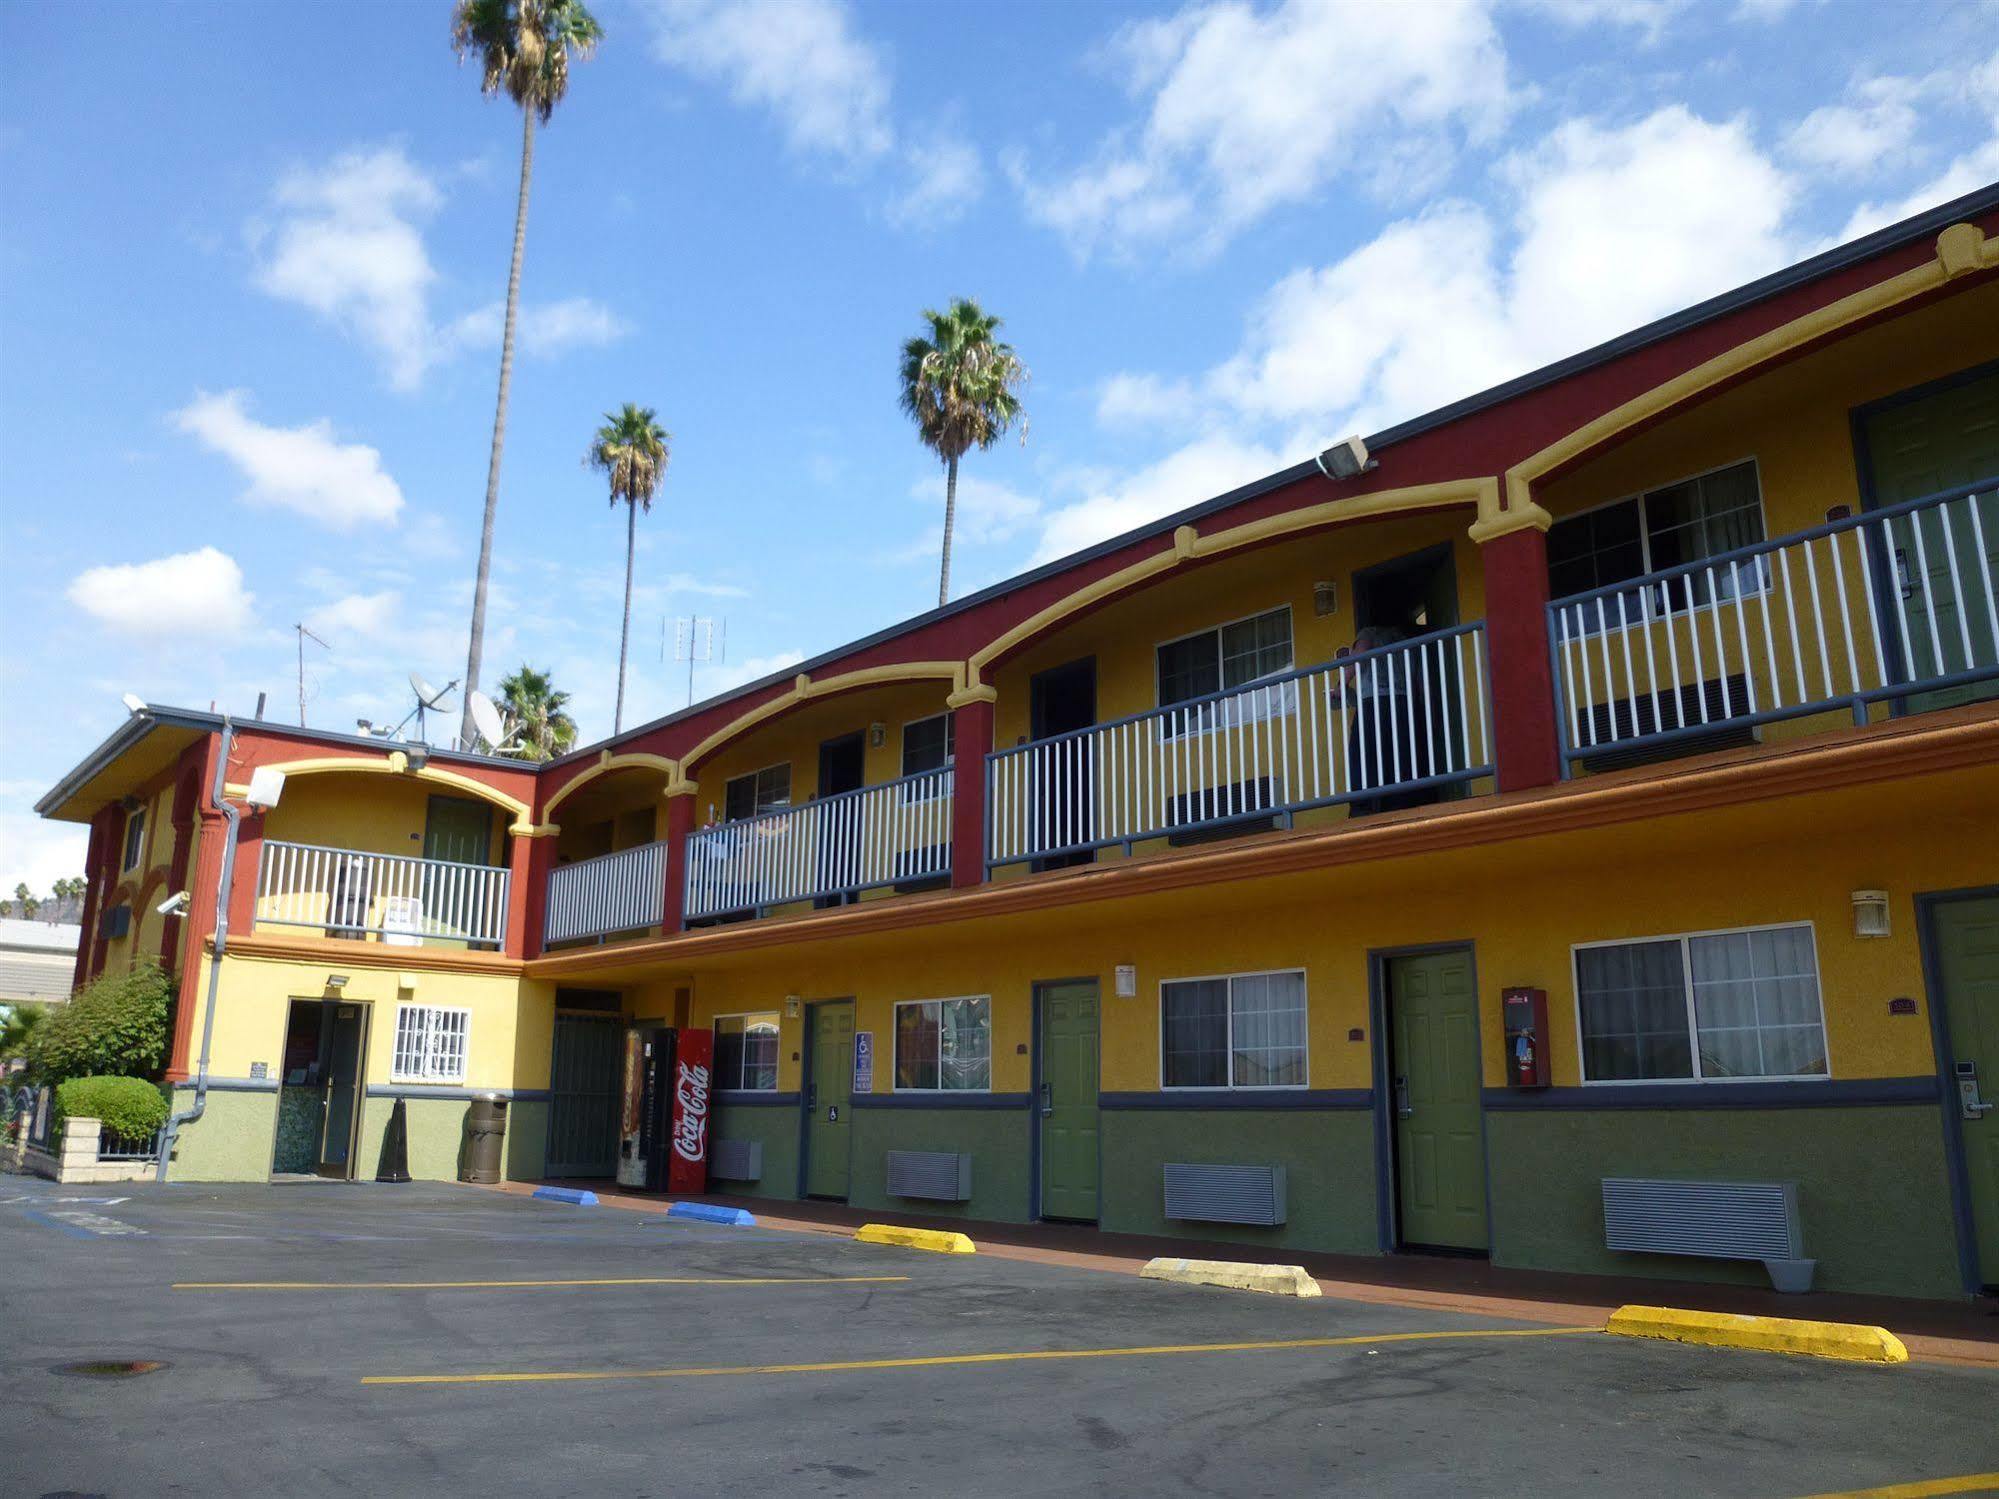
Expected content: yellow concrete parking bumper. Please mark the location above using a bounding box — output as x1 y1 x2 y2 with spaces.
854 1223 977 1254
1606 1305 1907 1364
1139 1258 1322 1298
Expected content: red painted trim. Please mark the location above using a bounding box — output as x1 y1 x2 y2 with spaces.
166 798 228 1083
158 744 207 970
72 808 113 990
661 795 696 935
950 698 994 889
1482 525 1560 793
225 811 264 936
508 833 554 960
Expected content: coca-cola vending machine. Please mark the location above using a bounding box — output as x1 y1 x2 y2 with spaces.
635 1026 712 1194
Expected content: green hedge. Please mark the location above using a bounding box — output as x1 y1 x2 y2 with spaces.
25 963 171 1085
56 1075 170 1142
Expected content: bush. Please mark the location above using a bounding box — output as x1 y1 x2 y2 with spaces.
25 963 172 1086
55 1075 169 1141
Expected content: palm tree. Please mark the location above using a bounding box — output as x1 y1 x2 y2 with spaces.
496 665 578 761
451 0 603 749
586 404 671 732
899 298 1028 606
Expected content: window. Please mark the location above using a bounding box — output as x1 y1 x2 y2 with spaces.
121 809 146 871
714 1012 780 1091
1548 460 1767 612
893 996 991 1091
1158 607 1294 707
1575 924 1828 1083
723 763 791 822
391 1005 470 1084
1161 970 1308 1089
901 713 955 776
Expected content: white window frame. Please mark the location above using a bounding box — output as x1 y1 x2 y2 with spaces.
898 712 955 803
1570 920 1832 1086
722 761 792 823
121 808 147 872
390 1004 471 1085
1154 603 1298 740
1157 967 1310 1091
890 994 993 1094
712 1010 781 1092
1548 456 1772 627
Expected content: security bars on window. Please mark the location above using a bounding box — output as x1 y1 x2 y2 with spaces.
392 1005 470 1084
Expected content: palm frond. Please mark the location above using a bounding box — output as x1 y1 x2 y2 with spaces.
451 0 601 122
895 296 1029 465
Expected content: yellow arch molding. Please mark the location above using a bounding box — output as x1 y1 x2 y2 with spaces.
967 478 1498 682
1491 221 1999 536
542 752 681 820
680 662 966 772
225 756 534 833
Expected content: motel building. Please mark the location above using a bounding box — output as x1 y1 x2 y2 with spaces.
36 188 1999 1303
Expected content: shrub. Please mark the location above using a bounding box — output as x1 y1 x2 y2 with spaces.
25 963 172 1085
55 1075 170 1141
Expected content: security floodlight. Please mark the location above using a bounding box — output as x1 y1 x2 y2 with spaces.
1315 435 1371 481
156 889 191 917
121 693 148 715
245 766 287 811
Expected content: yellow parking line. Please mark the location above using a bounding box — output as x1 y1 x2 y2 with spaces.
362 1324 1598 1386
1793 1476 1999 1499
175 1275 910 1291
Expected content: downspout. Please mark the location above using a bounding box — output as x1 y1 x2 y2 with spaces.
156 718 237 1183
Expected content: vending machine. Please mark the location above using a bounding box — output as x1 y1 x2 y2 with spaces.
625 1025 714 1193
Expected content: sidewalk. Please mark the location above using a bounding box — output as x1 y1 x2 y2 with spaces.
494 1179 1999 1367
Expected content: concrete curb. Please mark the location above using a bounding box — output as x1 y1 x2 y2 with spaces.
855 1223 977 1254
531 1186 598 1207
667 1202 756 1227
1606 1305 1908 1364
1139 1257 1323 1298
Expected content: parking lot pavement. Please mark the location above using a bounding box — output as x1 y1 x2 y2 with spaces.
4 1183 1996 1499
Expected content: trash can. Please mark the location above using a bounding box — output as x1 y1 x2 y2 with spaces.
460 1093 508 1184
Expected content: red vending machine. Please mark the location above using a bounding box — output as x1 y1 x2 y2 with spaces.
636 1026 713 1193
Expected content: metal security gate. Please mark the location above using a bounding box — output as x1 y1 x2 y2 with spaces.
545 1014 621 1178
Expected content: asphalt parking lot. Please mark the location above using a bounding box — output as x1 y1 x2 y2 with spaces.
3 1182 1995 1498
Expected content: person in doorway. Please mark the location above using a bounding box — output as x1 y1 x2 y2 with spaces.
1336 622 1441 817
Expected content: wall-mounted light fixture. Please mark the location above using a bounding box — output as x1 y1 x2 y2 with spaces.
1114 964 1137 999
868 722 887 749
784 995 801 1018
1313 580 1338 617
1851 890 1891 938
326 974 349 990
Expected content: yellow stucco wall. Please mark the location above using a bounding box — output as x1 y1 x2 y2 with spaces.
261 773 506 865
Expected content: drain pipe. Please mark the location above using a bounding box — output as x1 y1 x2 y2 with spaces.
156 717 237 1183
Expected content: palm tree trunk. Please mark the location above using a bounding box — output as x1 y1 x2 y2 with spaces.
615 498 636 733
938 453 959 607
461 104 536 747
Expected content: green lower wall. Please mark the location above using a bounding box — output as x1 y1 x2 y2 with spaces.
505 1101 548 1182
164 1087 279 1182
712 1101 802 1200
848 1105 1034 1224
1101 1108 1380 1255
1486 1105 1964 1299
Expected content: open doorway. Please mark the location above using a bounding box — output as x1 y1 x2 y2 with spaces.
1349 545 1461 814
815 731 866 909
1029 657 1096 871
271 998 370 1179
1353 543 1457 635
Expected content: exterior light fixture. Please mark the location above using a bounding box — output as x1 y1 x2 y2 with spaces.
869 722 887 749
327 974 349 989
784 995 801 1018
1315 435 1371 480
1114 964 1138 999
1313 580 1339 617
404 743 430 772
121 693 149 716
1851 890 1891 938
245 766 287 811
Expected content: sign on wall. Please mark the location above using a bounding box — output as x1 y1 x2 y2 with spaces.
666 1027 712 1196
853 1031 874 1094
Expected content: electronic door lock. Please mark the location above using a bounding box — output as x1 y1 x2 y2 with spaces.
1394 1075 1413 1120
1958 1063 1993 1120
1040 1081 1053 1118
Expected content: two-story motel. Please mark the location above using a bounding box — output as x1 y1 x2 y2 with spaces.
37 188 1999 1300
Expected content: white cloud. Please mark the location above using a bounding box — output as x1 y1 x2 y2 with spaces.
1013 0 1513 258
251 145 441 391
446 296 631 357
1784 76 1922 174
659 573 750 598
1097 372 1202 430
1031 435 1285 564
174 390 405 530
305 590 402 641
1833 49 1999 241
889 133 985 227
645 0 893 164
68 547 256 636
0 807 89 895
1515 0 1685 43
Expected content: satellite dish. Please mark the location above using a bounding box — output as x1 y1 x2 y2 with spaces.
410 672 453 708
467 690 506 750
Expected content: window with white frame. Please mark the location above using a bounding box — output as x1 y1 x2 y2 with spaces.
1161 970 1308 1089
714 1012 780 1091
723 763 791 822
121 808 147 871
391 1004 470 1084
1158 607 1294 708
898 713 954 804
893 996 991 1091
1574 924 1828 1083
1547 460 1768 613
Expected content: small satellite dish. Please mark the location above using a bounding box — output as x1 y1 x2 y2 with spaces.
409 671 452 708
467 690 506 750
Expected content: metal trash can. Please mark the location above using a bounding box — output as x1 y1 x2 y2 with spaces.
460 1093 508 1184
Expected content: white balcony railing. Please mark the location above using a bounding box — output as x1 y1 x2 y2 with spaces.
1550 480 1999 765
255 840 510 949
985 622 1492 868
544 839 668 944
683 766 954 921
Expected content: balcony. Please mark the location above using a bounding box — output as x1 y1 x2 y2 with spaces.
683 765 954 922
544 840 668 945
1549 481 1998 770
985 622 1493 867
255 840 511 950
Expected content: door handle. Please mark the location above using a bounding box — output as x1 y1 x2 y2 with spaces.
1394 1076 1413 1120
1040 1081 1053 1118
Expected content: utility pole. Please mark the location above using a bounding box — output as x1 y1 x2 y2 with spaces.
295 623 329 726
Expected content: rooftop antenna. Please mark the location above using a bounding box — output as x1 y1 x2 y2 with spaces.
672 616 726 708
398 672 457 744
294 623 329 727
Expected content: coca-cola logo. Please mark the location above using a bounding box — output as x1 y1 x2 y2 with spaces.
672 1060 710 1162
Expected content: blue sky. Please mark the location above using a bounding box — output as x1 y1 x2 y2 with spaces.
4 0 1996 889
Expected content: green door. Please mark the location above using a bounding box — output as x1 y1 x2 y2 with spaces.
1860 367 1999 712
545 1014 620 1177
424 794 494 863
1933 895 1999 1287
1038 981 1100 1222
1389 949 1488 1250
317 1003 367 1178
805 1000 854 1199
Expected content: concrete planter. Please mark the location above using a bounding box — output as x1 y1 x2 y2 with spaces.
25 1117 162 1185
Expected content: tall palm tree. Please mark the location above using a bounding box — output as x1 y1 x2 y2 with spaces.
586 404 671 732
496 664 578 761
899 298 1028 606
451 0 603 749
